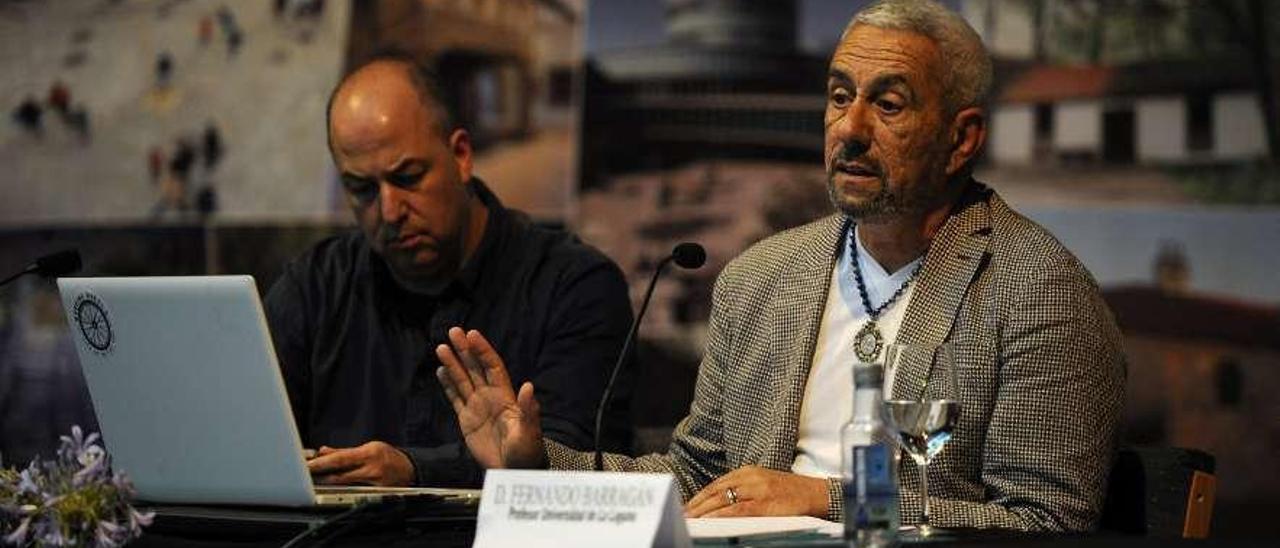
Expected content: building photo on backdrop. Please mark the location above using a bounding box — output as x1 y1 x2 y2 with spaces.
1 0 1278 541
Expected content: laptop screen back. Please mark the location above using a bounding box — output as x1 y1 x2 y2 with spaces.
57 276 315 506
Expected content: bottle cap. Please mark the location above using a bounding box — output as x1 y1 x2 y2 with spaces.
853 362 884 388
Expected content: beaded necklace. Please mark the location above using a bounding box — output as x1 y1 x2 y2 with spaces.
849 226 925 363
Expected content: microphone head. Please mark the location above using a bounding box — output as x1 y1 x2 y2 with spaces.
671 242 706 269
35 249 82 278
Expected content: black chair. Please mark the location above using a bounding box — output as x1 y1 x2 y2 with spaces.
1101 446 1216 538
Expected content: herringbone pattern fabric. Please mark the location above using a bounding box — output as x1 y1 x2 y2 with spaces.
546 182 1126 531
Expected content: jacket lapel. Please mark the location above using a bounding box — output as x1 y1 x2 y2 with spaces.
767 215 845 468
891 183 993 401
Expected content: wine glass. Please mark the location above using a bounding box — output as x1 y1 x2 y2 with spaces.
883 342 960 538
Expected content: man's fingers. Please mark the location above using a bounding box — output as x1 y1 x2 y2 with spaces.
446 326 468 347
437 367 468 414
465 330 511 388
436 342 475 399
312 472 346 486
685 482 721 514
687 467 744 510
312 466 371 486
447 327 488 387
516 381 539 420
686 481 741 517
704 501 756 518
684 493 727 518
312 474 342 485
685 486 715 515
307 448 360 476
686 466 764 517
445 327 481 384
308 443 407 487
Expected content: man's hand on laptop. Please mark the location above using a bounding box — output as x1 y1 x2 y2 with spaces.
306 441 414 486
435 327 546 469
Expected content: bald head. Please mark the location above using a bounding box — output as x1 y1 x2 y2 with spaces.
324 56 478 294
327 57 454 154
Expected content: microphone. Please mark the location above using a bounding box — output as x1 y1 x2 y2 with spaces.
1 249 82 288
35 249 82 277
671 242 707 270
594 242 706 471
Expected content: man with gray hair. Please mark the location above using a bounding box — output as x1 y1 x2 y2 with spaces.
435 0 1125 532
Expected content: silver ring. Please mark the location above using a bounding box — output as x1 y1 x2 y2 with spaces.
725 487 739 505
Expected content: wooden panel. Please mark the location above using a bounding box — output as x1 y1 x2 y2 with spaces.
1182 470 1216 539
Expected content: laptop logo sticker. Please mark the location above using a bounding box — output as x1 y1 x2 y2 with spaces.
73 293 114 354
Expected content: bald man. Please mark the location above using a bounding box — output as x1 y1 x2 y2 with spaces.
263 54 634 487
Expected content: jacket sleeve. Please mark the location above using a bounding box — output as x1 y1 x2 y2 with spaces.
911 255 1126 532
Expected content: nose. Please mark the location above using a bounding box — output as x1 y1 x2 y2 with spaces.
832 100 873 158
377 181 407 226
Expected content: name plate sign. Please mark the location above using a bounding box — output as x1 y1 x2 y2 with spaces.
473 470 691 548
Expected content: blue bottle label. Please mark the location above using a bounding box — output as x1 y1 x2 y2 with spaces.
844 442 897 529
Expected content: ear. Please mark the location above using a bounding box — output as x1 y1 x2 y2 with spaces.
945 106 987 177
448 128 474 182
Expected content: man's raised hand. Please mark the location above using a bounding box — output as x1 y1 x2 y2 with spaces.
435 327 545 469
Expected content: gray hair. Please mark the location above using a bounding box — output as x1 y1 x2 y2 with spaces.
844 0 993 113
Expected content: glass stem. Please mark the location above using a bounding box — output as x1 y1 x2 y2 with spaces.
919 461 931 529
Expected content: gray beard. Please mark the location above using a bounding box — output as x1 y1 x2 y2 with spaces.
826 173 913 222
825 158 961 224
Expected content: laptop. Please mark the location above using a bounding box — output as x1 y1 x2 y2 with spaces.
56 275 480 508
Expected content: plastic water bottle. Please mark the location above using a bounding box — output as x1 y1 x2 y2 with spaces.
841 363 899 546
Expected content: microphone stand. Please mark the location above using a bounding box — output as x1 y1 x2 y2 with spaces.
593 255 674 472
0 267 34 288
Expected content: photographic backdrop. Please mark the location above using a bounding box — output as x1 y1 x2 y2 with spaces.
1 0 1276 537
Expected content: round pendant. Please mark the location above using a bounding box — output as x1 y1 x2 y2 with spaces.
854 321 884 363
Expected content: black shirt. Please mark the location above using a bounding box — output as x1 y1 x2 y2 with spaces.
264 180 634 486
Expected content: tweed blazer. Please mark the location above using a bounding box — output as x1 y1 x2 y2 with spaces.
547 182 1126 531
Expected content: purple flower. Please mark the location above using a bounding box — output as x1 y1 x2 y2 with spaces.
128 506 155 531
4 516 31 545
56 425 102 465
32 517 66 547
110 471 137 497
95 519 127 548
58 425 85 452
4 426 151 547
72 452 109 488
78 444 106 470
16 467 40 495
